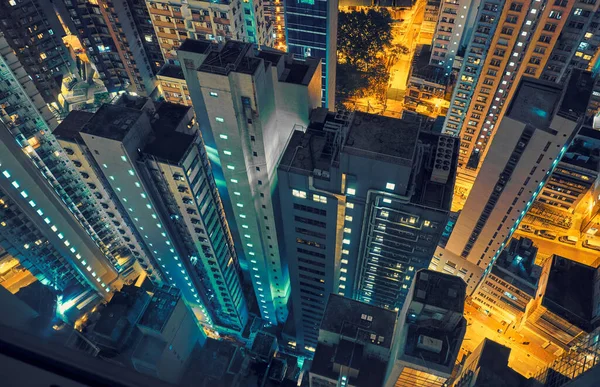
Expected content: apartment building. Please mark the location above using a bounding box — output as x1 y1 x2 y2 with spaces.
146 0 271 63
277 109 458 352
430 0 482 72
431 72 593 294
385 270 466 387
1 32 139 286
0 0 74 104
179 39 322 325
156 64 191 106
54 97 249 335
284 0 338 108
54 0 160 95
443 0 598 183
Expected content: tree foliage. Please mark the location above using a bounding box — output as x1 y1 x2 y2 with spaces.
336 9 394 107
337 9 394 71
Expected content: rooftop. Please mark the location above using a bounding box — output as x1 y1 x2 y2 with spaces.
138 286 180 332
93 285 149 344
412 270 465 313
310 342 388 387
558 69 594 120
319 294 397 349
199 40 262 76
506 77 563 128
178 39 214 55
543 255 596 330
410 46 448 84
144 103 195 164
494 237 539 286
52 110 94 141
82 104 143 141
132 334 167 366
157 64 185 80
250 331 277 359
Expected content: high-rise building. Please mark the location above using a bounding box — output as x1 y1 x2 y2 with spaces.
0 121 119 296
430 0 482 72
276 109 458 352
308 294 398 387
0 0 74 104
179 39 322 325
442 0 600 183
385 270 467 387
432 72 593 294
1 29 140 289
146 0 272 63
54 0 161 95
283 0 338 108
156 64 191 106
54 97 249 335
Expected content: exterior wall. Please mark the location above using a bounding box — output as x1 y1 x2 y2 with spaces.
157 74 191 105
143 140 249 335
284 0 337 108
443 112 580 292
181 45 321 325
0 0 74 104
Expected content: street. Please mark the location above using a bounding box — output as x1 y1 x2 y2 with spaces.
461 303 555 378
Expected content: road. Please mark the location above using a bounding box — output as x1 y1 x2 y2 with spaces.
461 303 555 378
512 230 600 266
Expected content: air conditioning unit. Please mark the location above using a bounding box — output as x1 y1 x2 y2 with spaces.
431 135 455 184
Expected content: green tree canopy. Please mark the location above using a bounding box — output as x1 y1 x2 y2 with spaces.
338 9 394 71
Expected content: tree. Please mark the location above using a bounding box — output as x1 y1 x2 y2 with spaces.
337 9 394 71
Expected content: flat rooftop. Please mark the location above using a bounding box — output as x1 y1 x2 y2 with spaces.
82 104 143 141
543 255 596 330
144 103 195 164
52 110 94 141
506 78 563 128
132 334 166 366
138 287 180 332
179 39 213 55
199 40 261 76
311 342 387 387
157 64 185 80
320 294 397 349
93 285 149 341
412 270 465 313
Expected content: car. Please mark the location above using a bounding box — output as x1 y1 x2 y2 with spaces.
535 230 557 240
583 239 600 251
519 224 534 233
558 235 578 245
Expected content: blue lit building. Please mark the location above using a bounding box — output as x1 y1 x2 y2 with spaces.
284 0 338 108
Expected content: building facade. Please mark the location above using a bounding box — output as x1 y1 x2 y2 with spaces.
284 0 338 108
277 109 458 353
146 0 271 63
431 73 593 294
179 39 322 326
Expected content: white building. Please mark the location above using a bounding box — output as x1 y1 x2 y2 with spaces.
179 39 322 324
431 72 593 294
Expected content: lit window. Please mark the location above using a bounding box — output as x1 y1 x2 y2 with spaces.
146 204 152 209
424 220 431 227
28 200 36 207
223 150 232 155
312 194 327 203
2 171 10 178
346 202 354 209
237 203 243 207
242 224 249 229
381 210 389 218
121 156 127 162
340 268 347 273
128 169 135 176
231 179 238 183
386 182 395 190
345 215 353 222
244 234 251 238
344 227 351 234
109 176 115 180
383 198 392 204
234 192 241 196
292 189 307 199
341 259 349 264
12 181 19 189
216 117 225 123
227 165 235 170
220 134 228 139
347 187 356 195
343 239 350 245
340 276 347 282
135 182 141 188
20 191 28 198
210 91 218 97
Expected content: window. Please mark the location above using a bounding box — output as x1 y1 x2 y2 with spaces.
216 117 224 122
312 194 327 204
347 188 356 195
386 182 395 190
210 91 218 97
293 189 307 199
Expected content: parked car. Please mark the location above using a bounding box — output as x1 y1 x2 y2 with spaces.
519 224 534 233
583 238 600 251
535 230 557 240
558 235 578 245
